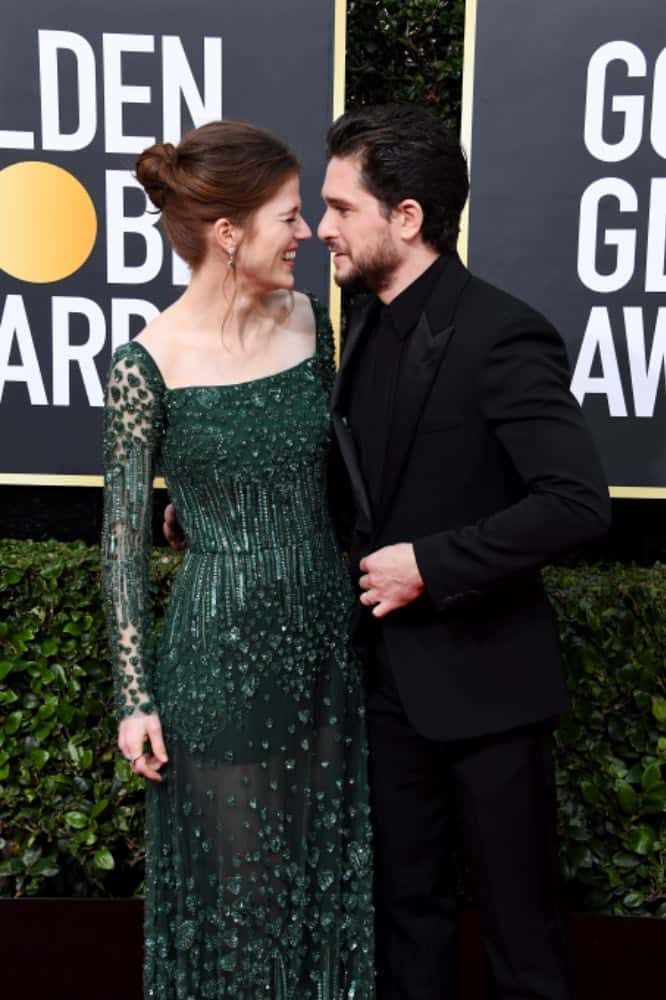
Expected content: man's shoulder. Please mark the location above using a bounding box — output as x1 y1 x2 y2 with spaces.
457 269 555 333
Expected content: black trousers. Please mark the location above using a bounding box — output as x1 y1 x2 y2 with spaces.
364 641 574 1000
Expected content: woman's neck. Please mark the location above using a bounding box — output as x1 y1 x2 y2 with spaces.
177 261 284 351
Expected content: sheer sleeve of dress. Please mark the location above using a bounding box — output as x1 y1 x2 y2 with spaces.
101 341 165 720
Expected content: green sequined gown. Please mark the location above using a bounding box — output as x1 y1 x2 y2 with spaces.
101 296 374 999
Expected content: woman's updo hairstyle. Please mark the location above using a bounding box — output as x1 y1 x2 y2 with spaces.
135 121 299 269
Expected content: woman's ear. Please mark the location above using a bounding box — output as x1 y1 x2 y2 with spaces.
212 217 239 253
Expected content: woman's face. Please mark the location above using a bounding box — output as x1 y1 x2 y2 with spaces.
235 173 312 293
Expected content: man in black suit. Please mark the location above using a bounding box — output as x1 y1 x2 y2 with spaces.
318 105 611 999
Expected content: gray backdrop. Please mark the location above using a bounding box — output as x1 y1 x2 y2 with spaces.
0 1 336 477
467 0 666 490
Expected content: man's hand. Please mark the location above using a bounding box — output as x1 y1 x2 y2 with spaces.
163 502 186 552
359 543 425 618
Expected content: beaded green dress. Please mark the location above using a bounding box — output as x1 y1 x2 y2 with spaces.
101 296 374 999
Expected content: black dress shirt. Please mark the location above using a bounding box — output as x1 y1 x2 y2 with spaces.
347 255 447 514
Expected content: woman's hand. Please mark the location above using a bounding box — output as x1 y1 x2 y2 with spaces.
118 713 169 783
163 503 186 552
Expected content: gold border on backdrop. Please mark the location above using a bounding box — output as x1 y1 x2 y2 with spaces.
456 0 662 499
1 1 347 487
0 473 167 488
329 0 347 365
457 0 477 266
609 487 666 499
2 471 661 498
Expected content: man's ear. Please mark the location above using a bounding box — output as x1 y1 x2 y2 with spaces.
395 199 424 242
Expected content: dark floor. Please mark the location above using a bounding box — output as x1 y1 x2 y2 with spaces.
0 900 664 999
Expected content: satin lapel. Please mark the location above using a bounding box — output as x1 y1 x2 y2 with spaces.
376 313 455 531
330 297 379 536
331 414 373 535
330 297 378 413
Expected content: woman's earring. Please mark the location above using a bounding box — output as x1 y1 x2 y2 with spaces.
227 245 235 270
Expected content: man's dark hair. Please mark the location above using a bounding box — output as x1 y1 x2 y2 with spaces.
326 105 469 255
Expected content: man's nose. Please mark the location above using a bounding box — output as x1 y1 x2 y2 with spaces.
317 209 334 242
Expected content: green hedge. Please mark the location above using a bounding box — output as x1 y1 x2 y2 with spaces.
346 0 466 127
0 541 174 899
547 565 666 916
0 540 664 914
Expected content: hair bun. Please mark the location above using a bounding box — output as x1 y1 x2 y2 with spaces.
135 142 179 210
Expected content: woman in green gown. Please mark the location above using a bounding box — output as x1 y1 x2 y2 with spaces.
101 121 374 999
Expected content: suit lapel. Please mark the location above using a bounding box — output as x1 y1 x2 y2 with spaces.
376 314 454 528
376 254 471 530
331 296 377 413
331 297 379 536
329 255 471 537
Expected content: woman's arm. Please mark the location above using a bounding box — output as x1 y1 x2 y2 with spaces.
101 343 168 781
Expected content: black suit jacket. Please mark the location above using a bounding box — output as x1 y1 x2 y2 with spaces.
330 254 611 741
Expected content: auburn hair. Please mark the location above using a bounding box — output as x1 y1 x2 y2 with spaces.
135 120 299 268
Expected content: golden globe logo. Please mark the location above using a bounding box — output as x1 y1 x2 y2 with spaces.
0 162 97 283
0 29 223 406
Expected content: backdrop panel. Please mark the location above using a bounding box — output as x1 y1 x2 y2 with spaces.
0 0 341 480
463 0 666 494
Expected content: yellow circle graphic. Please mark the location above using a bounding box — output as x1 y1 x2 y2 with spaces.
0 161 97 283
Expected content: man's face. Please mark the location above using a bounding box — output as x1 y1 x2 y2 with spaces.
318 155 401 294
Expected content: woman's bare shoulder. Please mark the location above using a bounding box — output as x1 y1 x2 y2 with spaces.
288 290 317 337
133 305 184 371
134 306 177 349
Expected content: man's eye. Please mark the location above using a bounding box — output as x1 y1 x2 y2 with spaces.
285 216 297 223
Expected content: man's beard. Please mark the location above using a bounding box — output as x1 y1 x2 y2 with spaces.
334 237 401 295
